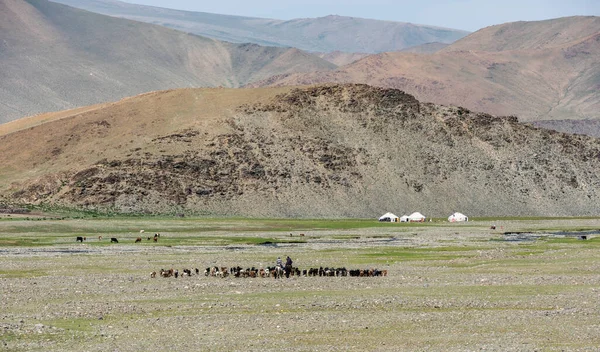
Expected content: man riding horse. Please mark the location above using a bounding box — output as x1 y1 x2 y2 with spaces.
285 256 293 278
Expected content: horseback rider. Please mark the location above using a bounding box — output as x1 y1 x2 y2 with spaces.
285 256 293 278
276 257 283 268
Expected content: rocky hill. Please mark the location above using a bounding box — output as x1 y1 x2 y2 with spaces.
249 16 600 126
2 84 600 217
49 0 470 53
0 0 335 124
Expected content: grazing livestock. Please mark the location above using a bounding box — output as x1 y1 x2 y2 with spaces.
98 236 102 241
150 271 157 278
160 269 174 277
76 236 84 242
110 237 118 243
160 264 387 280
135 237 142 243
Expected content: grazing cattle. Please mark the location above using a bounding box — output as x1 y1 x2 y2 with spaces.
150 271 157 278
110 237 118 243
300 233 305 237
195 268 200 275
182 269 192 276
76 236 84 242
135 237 142 243
98 236 102 241
153 234 158 242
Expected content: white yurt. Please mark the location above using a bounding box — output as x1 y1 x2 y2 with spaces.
448 212 468 222
407 212 426 222
378 212 399 222
400 215 409 222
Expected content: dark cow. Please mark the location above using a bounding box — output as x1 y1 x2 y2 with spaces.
135 237 142 243
110 237 118 243
76 236 84 242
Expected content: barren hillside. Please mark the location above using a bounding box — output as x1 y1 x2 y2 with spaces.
442 16 600 52
250 17 600 123
0 0 335 124
316 52 370 66
2 84 600 217
400 42 449 54
49 0 470 53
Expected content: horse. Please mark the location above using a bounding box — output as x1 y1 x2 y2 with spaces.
272 266 284 279
284 264 292 278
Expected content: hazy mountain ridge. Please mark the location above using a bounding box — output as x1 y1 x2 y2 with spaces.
49 0 470 53
0 0 335 124
2 84 600 217
249 16 600 124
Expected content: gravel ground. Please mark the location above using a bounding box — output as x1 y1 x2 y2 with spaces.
1 220 600 351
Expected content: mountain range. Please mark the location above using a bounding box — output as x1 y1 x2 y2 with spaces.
0 0 335 124
249 16 600 126
48 0 470 53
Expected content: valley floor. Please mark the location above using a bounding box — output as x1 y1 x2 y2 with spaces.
1 217 599 351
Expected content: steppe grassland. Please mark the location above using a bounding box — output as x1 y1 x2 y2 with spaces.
1 217 600 351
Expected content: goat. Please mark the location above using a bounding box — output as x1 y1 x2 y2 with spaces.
160 268 174 277
76 236 84 242
110 237 118 243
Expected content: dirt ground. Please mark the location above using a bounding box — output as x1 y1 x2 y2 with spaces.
1 219 600 351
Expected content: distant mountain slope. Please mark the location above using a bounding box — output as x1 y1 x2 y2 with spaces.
250 17 600 123
531 120 600 138
0 0 335 124
2 84 600 217
316 52 370 66
400 42 449 54
49 0 470 53
442 16 600 52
